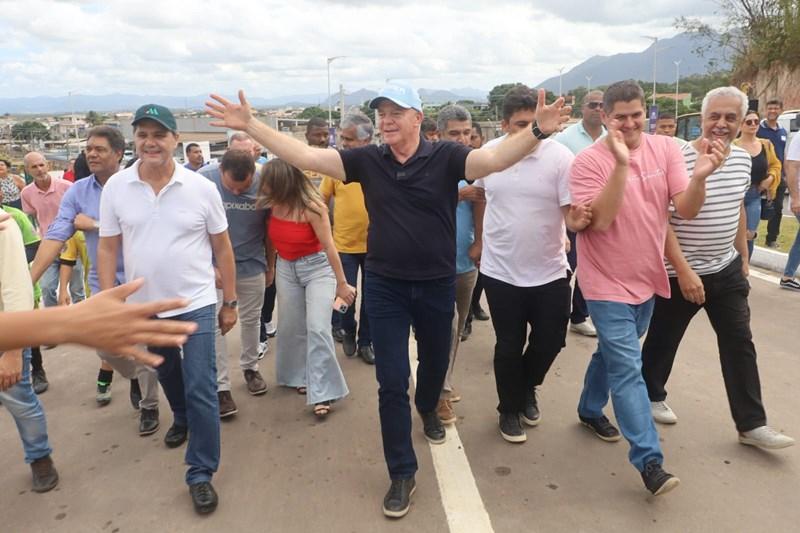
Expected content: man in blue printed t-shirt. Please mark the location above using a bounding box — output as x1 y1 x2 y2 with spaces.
200 144 269 418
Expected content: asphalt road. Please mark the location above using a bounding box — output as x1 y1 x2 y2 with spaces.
1 269 798 533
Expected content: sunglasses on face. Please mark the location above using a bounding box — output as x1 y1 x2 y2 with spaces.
585 102 603 110
744 119 759 126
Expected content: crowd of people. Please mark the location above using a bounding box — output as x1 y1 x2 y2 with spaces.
0 78 798 520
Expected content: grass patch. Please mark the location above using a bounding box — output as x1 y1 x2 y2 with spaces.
757 216 799 253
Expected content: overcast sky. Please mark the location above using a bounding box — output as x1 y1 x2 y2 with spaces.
0 0 722 99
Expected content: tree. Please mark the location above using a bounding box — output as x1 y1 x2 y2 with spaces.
85 110 105 126
11 121 49 141
298 106 340 120
677 0 800 78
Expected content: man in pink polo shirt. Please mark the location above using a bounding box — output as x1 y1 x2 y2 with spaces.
21 152 73 309
570 80 725 496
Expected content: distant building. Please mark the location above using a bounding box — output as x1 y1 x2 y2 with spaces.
654 92 692 106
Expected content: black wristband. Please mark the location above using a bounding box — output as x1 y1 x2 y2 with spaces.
531 122 550 140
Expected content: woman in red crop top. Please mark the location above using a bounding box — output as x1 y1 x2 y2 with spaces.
258 159 356 417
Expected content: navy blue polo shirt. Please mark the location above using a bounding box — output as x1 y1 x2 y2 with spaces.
757 120 788 164
340 137 472 280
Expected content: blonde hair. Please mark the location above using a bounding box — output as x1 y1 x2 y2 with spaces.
256 159 323 217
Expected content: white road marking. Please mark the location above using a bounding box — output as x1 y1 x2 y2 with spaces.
408 338 495 533
750 268 780 285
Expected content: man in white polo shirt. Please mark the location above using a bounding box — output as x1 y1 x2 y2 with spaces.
475 86 591 443
98 104 238 515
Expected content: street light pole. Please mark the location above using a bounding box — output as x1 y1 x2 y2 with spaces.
558 67 565 96
586 75 592 92
642 35 659 108
326 56 345 128
674 59 682 118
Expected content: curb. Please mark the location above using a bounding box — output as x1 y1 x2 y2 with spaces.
750 246 788 274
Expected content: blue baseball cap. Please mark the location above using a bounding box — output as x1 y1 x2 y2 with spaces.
369 83 422 112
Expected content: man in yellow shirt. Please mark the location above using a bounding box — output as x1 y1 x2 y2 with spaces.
319 111 374 364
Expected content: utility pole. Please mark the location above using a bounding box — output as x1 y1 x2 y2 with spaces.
642 35 659 108
326 56 346 128
674 59 682 117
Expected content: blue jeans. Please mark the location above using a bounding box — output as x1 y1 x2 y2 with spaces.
365 271 455 479
0 348 52 463
40 261 59 307
577 298 663 472
340 252 371 346
744 186 761 260
783 214 800 278
149 304 219 485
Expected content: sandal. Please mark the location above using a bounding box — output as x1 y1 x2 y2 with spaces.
296 386 307 395
314 402 331 417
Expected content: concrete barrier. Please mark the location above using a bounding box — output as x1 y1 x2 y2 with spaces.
750 245 789 274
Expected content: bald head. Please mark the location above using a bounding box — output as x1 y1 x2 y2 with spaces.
24 152 50 182
228 132 256 154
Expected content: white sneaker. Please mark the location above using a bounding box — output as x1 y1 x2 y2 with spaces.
257 340 269 360
651 401 678 424
570 320 597 337
739 426 795 450
264 321 277 337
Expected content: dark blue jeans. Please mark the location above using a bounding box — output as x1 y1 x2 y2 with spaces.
340 252 371 346
149 304 219 485
364 271 455 480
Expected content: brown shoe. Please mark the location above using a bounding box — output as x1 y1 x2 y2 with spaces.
31 455 59 493
218 391 238 418
243 369 268 396
436 398 456 425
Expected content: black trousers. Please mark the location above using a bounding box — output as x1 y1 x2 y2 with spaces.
483 274 570 413
641 256 767 432
566 230 589 324
766 179 787 243
259 280 276 342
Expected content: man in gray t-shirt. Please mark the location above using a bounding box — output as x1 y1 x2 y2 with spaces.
200 149 269 416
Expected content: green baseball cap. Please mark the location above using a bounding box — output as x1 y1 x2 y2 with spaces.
132 103 177 132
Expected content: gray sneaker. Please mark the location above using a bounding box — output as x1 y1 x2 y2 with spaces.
739 426 795 450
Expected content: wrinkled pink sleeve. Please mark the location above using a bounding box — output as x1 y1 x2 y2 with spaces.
569 150 608 206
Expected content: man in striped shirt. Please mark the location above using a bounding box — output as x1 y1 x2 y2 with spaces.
641 87 794 450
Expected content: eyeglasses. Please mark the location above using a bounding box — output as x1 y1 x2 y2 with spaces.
585 102 603 110
744 119 759 126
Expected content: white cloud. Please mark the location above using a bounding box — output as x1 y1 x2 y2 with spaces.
0 0 721 98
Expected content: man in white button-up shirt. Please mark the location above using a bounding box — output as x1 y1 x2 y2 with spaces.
98 104 237 515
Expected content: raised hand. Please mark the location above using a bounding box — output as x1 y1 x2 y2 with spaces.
692 138 727 180
566 203 593 232
605 119 629 165
206 90 253 131
66 279 198 366
534 88 572 135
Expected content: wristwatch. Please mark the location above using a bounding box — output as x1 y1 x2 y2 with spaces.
531 121 551 140
222 300 238 309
